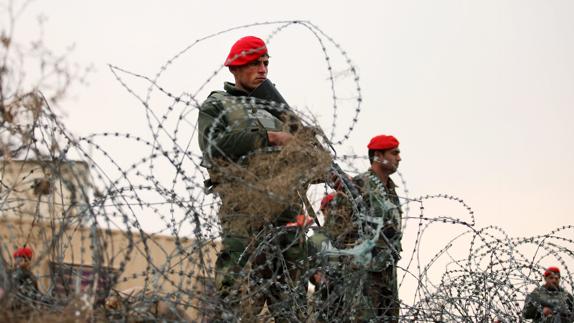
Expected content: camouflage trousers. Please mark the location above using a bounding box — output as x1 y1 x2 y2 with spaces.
363 266 399 323
313 263 399 323
214 228 309 322
313 269 351 323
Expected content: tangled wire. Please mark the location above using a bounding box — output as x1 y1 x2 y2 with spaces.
0 20 572 322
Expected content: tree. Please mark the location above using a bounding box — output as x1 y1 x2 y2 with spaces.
0 0 90 159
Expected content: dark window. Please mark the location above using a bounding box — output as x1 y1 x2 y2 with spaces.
49 262 117 305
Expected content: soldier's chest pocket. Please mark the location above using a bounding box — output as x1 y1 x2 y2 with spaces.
226 108 253 129
226 107 282 131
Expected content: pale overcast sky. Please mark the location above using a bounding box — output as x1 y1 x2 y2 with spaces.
11 0 574 246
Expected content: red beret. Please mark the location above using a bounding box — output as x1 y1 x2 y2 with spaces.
367 134 399 151
224 36 268 67
544 266 560 277
320 193 335 210
13 246 33 259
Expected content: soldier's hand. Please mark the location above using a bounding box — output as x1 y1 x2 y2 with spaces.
311 271 327 285
329 171 352 191
543 306 553 317
268 131 293 146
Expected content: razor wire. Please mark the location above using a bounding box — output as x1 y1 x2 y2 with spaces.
0 20 572 323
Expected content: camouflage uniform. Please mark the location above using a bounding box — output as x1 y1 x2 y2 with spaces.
353 169 402 323
311 193 357 323
10 267 39 294
8 267 40 315
523 285 574 323
198 82 307 322
311 169 402 322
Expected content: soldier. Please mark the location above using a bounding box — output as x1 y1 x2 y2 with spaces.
310 134 403 322
11 246 39 295
8 246 40 317
523 266 574 322
345 134 402 322
311 192 358 322
197 36 311 322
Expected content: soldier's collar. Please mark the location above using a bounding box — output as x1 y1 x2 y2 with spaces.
544 284 562 292
224 82 249 96
367 168 398 189
388 177 397 189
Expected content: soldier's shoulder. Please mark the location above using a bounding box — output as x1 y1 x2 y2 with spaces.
200 91 229 109
199 91 229 116
207 90 230 100
352 171 369 187
353 171 382 194
532 285 546 293
560 288 574 299
530 285 554 299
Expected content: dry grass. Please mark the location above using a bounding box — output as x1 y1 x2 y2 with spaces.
214 130 332 235
0 296 106 323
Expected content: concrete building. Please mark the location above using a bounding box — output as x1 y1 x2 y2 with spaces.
0 159 218 319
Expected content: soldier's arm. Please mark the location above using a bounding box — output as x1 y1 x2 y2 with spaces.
198 99 270 161
522 292 542 320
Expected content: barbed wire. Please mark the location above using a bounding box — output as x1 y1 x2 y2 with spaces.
0 20 572 323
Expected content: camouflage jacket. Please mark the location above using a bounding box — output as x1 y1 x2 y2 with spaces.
311 170 403 270
523 285 574 323
10 268 39 295
197 82 284 167
353 169 403 270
